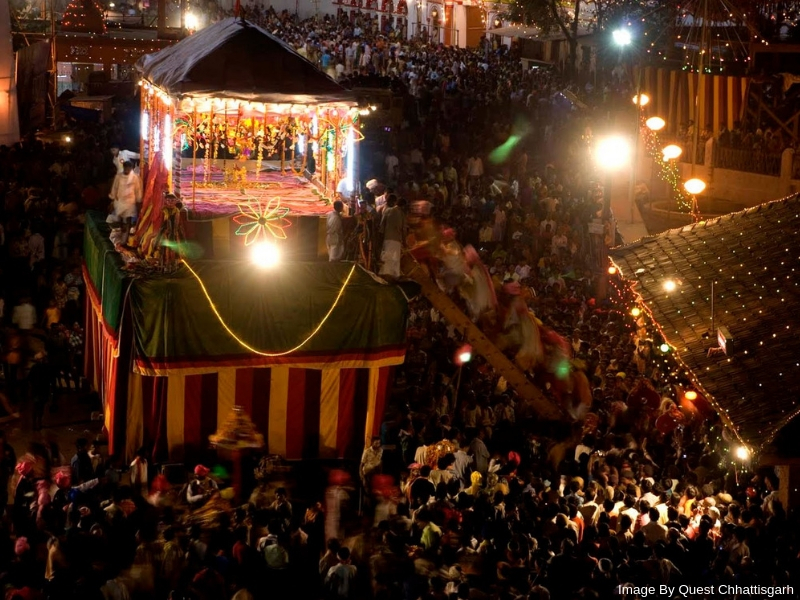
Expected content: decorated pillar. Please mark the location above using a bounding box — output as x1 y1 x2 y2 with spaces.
0 0 20 145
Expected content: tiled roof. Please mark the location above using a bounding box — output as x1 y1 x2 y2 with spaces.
609 194 800 451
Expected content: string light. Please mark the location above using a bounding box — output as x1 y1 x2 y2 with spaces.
640 115 692 212
181 259 357 357
604 258 742 468
606 195 800 453
611 260 747 448
61 0 108 34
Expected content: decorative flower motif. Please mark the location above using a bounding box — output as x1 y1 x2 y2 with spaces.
233 196 291 245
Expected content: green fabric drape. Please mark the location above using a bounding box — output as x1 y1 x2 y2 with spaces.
129 260 408 371
84 211 131 333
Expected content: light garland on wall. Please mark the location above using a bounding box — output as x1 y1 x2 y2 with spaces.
61 0 107 34
640 115 692 213
181 259 357 357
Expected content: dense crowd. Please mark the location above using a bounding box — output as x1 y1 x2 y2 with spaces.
0 6 797 600
0 116 139 409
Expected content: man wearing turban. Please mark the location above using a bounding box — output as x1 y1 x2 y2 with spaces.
187 465 218 508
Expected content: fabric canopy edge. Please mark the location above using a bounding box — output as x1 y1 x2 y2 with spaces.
82 262 123 341
133 346 407 377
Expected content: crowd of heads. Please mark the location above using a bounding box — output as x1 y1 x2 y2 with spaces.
0 6 796 600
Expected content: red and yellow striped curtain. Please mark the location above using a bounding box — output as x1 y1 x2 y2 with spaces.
85 264 396 463
125 365 393 462
84 266 126 455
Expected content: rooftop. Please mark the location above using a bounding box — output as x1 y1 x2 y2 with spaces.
610 194 800 452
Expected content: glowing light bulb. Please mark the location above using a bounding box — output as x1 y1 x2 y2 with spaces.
608 266 618 275
684 390 698 401
595 136 631 170
185 12 199 30
630 307 641 317
613 29 632 46
660 343 670 353
684 178 707 195
251 242 280 268
735 446 750 461
662 144 682 160
645 117 666 131
663 279 677 292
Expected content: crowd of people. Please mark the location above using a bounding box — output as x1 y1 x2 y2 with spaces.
0 5 797 600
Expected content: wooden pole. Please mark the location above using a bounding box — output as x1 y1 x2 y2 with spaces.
192 108 197 211
157 0 167 37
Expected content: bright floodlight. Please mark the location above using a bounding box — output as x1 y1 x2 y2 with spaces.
607 266 618 275
632 94 650 107
684 390 698 401
595 136 631 171
684 178 707 195
646 117 666 131
659 343 670 353
662 144 682 160
251 242 280 268
735 446 750 461
630 307 641 317
185 12 199 30
663 279 678 292
613 28 632 46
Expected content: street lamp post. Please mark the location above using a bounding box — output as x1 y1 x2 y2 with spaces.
612 28 638 225
594 135 631 297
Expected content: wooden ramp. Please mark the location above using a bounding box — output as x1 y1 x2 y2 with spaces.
401 255 563 421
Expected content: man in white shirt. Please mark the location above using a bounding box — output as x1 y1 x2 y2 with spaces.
28 230 46 270
325 547 357 598
12 298 36 331
109 161 142 226
111 148 140 174
619 496 639 532
326 201 345 261
641 507 667 545
641 479 660 507
467 154 483 192
579 491 599 524
360 437 383 489
385 152 399 180
379 195 405 280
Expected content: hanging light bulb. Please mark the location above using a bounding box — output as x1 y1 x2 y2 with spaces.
684 178 707 195
662 144 682 160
